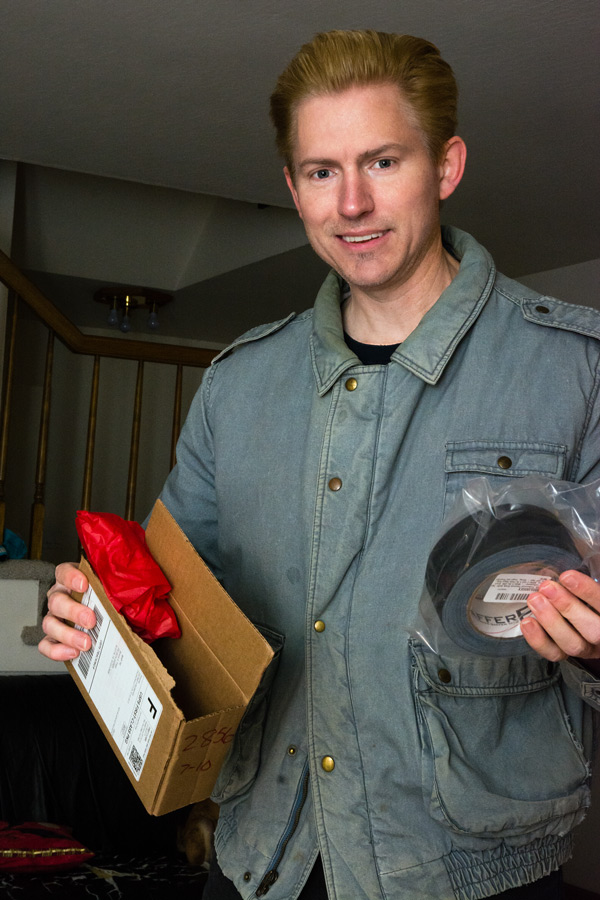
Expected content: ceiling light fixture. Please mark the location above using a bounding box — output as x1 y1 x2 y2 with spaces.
94 287 173 333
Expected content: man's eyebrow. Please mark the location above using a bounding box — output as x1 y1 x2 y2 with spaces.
297 143 408 171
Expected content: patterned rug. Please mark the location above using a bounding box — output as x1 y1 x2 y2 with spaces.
1 852 208 898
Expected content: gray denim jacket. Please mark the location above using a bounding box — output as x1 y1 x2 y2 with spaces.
159 227 600 900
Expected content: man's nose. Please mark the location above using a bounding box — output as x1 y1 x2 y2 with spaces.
337 172 374 219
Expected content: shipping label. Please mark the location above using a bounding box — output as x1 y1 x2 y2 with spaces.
75 585 162 780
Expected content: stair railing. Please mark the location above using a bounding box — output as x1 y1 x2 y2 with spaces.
0 248 217 559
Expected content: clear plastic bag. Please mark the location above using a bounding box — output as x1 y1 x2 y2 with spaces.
412 475 600 658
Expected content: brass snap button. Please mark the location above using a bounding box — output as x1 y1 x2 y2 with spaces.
345 377 358 391
535 305 550 314
243 872 252 882
314 620 326 633
328 477 342 491
438 668 452 683
287 745 297 755
321 756 335 772
497 456 512 469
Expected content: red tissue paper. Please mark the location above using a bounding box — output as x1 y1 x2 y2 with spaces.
75 510 181 643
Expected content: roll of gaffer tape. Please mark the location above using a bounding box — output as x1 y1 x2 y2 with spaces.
425 504 587 657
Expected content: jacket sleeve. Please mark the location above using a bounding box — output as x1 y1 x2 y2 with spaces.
154 366 223 581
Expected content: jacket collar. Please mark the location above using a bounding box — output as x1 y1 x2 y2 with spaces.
310 226 496 395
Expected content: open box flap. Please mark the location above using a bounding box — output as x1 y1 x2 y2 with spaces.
155 594 247 717
145 500 274 703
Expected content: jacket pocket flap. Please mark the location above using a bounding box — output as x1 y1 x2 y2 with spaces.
445 441 567 478
410 640 559 697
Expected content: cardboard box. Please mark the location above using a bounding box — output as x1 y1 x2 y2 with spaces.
65 499 275 815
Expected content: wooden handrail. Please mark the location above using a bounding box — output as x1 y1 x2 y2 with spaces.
0 247 217 368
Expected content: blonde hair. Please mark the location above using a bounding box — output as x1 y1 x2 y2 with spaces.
270 30 458 172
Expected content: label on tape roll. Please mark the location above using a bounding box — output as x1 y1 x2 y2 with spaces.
467 563 560 640
483 573 549 605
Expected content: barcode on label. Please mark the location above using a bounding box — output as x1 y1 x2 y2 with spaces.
129 744 143 774
495 592 531 603
77 605 104 679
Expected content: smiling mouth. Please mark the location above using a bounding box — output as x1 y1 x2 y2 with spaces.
340 231 386 244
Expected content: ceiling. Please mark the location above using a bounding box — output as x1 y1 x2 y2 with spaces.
1 0 598 344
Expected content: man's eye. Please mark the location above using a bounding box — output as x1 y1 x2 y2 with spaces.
313 169 331 179
374 159 393 169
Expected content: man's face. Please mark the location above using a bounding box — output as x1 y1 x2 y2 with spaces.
285 83 461 299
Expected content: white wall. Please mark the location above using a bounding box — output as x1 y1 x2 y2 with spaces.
16 165 307 291
519 258 600 311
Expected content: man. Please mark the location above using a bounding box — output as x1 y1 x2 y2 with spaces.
40 30 600 900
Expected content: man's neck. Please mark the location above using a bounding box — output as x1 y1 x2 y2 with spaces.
342 247 459 345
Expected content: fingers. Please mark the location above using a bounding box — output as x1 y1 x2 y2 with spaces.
54 562 89 595
558 569 600 610
38 634 84 662
38 563 94 662
521 570 600 662
520 616 567 662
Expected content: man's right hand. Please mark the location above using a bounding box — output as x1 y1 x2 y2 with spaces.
38 563 95 661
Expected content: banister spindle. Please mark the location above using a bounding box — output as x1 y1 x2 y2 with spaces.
0 293 19 541
125 360 144 521
170 363 183 470
30 329 54 559
81 355 100 512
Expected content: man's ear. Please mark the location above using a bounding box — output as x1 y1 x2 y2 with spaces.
438 136 467 202
284 166 303 219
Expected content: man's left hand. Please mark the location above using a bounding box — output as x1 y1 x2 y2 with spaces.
521 570 600 662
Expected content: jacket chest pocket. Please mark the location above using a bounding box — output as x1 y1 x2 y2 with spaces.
410 641 590 841
443 440 568 519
